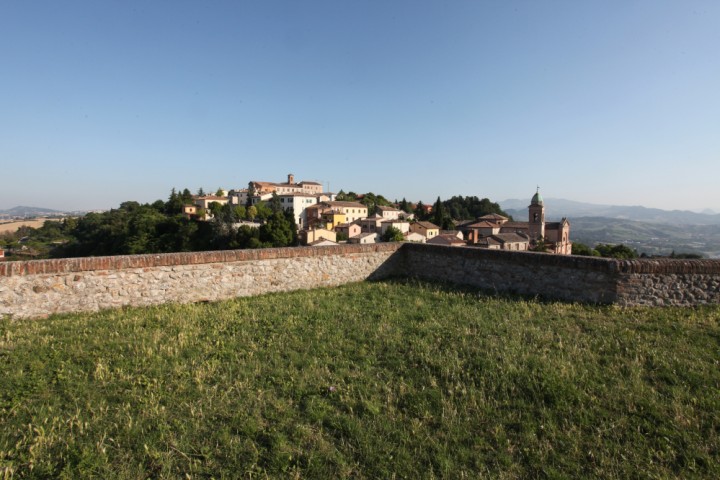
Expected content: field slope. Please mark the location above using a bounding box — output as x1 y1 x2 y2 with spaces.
1 280 718 478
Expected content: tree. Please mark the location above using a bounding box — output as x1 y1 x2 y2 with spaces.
571 242 600 257
259 211 295 247
382 226 405 242
269 193 283 213
432 197 453 230
246 184 256 208
399 198 411 213
246 205 258 221
208 202 224 219
254 201 272 221
414 201 428 221
595 243 638 259
530 237 549 253
215 188 225 197
166 188 183 214
197 187 205 196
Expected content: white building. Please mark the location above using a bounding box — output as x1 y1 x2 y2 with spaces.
278 192 318 229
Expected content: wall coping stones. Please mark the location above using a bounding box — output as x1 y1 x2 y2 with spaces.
0 243 404 277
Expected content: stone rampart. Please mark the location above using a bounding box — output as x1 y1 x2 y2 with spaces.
0 244 403 319
399 244 720 306
2 244 720 319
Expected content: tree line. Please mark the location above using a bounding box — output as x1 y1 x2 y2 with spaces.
1 189 298 259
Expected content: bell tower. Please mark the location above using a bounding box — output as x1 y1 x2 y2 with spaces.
528 187 545 240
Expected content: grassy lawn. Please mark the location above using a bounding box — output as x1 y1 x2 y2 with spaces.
1 279 719 478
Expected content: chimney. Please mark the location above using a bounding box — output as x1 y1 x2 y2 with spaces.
288 173 295 185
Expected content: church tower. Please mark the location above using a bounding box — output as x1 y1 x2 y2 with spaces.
528 187 545 241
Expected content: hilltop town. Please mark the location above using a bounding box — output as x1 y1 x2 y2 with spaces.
180 173 572 254
0 173 573 260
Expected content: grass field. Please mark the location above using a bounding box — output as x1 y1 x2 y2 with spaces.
1 280 718 478
0 219 61 234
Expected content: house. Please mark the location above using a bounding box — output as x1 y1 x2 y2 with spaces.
194 195 229 210
359 214 384 234
248 173 324 197
380 220 410 235
278 192 318 229
308 238 338 247
182 204 198 218
301 228 337 245
427 234 467 247
376 205 402 221
304 201 367 229
334 222 362 240
349 232 380 244
320 209 346 230
404 232 426 243
462 221 501 243
192 195 229 220
324 201 368 223
409 221 440 240
230 189 273 206
473 232 530 251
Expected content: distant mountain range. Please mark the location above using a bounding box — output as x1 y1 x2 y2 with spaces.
500 198 720 226
0 206 65 217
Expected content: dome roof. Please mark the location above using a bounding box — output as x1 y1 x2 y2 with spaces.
531 189 543 205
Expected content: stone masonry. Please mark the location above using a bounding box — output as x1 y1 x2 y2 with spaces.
1 243 720 319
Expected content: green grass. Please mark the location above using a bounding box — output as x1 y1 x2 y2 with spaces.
1 279 719 479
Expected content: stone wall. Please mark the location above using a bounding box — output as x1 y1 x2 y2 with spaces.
0 244 403 319
2 243 720 319
399 244 720 306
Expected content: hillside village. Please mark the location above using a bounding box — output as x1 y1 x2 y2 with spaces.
181 173 573 254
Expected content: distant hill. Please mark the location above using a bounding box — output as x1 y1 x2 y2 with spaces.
501 198 720 226
0 206 64 217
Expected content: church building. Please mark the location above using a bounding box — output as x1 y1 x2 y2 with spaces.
460 189 572 255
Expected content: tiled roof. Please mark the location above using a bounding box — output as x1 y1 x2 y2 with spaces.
490 233 529 244
465 221 498 229
278 192 316 198
326 201 367 208
309 239 338 246
414 221 440 229
428 234 466 246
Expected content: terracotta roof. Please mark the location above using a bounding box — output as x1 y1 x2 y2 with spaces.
414 221 440 229
377 206 400 212
326 201 367 209
490 233 529 244
427 234 466 246
465 221 499 229
309 239 338 246
278 192 316 198
299 181 322 185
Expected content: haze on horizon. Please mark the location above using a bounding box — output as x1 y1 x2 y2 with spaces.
2 1 719 213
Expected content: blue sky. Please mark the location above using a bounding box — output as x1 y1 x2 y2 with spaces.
2 1 719 212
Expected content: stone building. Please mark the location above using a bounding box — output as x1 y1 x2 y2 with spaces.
460 189 572 255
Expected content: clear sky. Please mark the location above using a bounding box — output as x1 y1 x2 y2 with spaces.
2 1 719 212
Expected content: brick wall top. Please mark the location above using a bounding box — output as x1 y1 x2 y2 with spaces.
401 244 720 275
2 242 719 278
0 243 404 277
